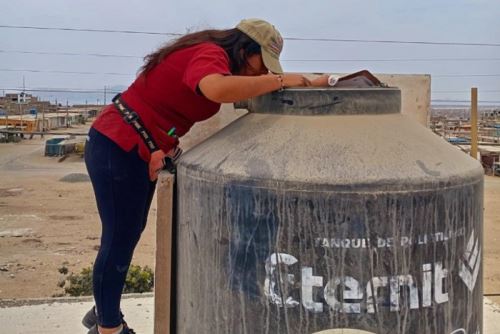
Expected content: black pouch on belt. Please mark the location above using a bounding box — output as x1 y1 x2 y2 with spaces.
163 147 183 174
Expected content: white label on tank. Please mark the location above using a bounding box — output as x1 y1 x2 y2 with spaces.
459 230 481 292
324 276 363 313
315 228 465 250
264 230 480 315
264 256 452 313
264 253 300 308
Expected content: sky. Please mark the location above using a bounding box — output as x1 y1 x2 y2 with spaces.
1 0 500 105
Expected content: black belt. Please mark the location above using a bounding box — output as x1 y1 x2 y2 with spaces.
112 93 159 153
112 93 182 173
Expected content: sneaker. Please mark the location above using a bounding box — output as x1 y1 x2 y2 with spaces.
82 306 128 329
87 324 136 334
82 306 98 329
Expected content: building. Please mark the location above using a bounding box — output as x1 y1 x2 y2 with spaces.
0 112 87 132
71 104 104 118
0 93 103 133
0 93 57 116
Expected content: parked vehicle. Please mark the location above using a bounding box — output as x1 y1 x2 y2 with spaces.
494 162 500 176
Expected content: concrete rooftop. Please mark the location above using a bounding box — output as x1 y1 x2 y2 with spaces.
0 294 500 333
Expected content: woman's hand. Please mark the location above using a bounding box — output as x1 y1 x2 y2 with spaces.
281 74 312 88
149 149 167 181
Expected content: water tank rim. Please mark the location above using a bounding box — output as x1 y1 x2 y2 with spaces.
247 87 401 115
283 87 400 92
176 165 483 193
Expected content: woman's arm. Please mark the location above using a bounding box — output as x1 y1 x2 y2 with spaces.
198 73 311 103
310 74 330 87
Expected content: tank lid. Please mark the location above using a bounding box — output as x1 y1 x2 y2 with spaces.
239 87 401 115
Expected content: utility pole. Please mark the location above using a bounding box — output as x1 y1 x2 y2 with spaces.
41 104 45 138
470 87 478 160
443 119 447 140
66 100 69 128
18 92 24 138
104 85 107 105
21 76 25 136
55 98 59 129
3 89 7 128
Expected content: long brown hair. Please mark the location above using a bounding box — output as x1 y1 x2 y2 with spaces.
140 28 261 75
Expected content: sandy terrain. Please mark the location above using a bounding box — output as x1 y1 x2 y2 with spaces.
483 175 500 304
0 106 245 300
0 125 158 299
0 117 500 306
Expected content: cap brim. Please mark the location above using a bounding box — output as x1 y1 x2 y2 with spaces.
261 49 283 74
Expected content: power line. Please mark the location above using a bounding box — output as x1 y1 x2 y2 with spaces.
433 90 500 93
3 49 500 63
0 24 181 36
0 68 130 76
283 58 500 62
3 68 500 79
0 49 141 59
0 88 121 94
1 24 500 47
2 87 499 96
2 88 499 105
433 74 500 78
432 99 500 103
285 37 500 47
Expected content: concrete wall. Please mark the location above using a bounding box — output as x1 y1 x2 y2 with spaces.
179 73 431 152
179 105 246 151
375 74 431 126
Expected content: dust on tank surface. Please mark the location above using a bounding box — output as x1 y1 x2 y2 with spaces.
174 87 483 334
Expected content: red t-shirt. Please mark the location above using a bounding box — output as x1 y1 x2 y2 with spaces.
92 42 232 162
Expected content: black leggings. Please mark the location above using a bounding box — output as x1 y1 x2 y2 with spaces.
85 127 156 327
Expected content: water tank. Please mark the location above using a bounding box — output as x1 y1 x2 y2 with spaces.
175 88 483 334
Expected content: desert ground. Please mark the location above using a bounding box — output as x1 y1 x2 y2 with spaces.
0 106 245 300
1 114 500 306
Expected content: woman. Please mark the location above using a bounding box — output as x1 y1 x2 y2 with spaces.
82 18 320 334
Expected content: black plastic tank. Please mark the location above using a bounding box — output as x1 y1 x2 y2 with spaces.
175 88 483 334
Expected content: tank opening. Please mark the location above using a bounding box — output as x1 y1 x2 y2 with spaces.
312 330 376 334
239 88 402 116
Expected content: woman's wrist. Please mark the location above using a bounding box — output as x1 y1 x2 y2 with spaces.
327 74 339 86
275 74 284 91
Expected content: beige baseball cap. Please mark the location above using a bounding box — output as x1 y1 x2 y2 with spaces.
236 18 284 74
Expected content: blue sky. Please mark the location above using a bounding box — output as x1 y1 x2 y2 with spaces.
1 0 499 105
